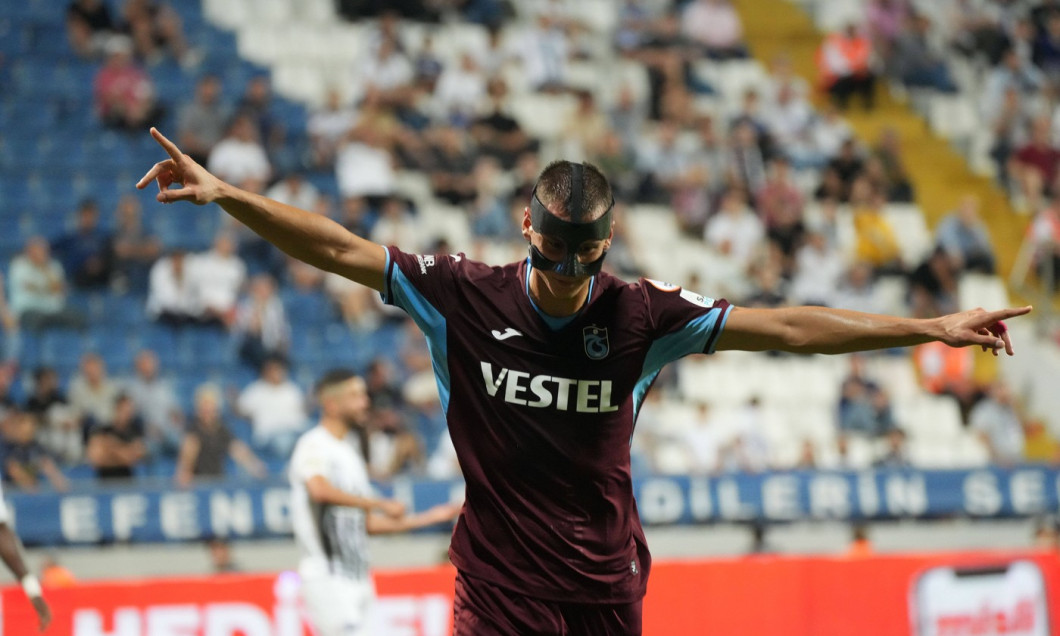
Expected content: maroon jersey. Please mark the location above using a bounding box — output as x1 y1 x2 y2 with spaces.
382 248 731 604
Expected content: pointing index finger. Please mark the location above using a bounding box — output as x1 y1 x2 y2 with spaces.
150 127 184 161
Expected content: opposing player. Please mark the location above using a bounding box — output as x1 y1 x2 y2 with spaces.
290 369 459 636
139 128 1030 634
0 480 51 631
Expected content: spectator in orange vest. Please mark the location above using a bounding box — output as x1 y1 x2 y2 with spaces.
817 24 876 111
913 340 983 422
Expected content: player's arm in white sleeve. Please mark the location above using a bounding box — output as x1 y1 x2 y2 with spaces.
136 128 387 292
0 486 51 631
304 475 407 518
716 305 1032 357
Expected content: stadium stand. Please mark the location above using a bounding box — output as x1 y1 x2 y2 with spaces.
0 0 1057 504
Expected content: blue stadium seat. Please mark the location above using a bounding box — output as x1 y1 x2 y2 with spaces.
39 329 88 369
281 288 335 327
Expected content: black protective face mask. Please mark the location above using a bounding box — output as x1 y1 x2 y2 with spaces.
528 163 614 277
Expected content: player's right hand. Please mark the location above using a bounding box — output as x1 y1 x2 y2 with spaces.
31 596 51 632
380 500 406 519
136 127 224 206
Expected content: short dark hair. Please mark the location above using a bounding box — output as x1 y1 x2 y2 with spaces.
315 368 359 396
535 161 613 222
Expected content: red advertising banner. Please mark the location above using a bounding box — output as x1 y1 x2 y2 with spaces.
3 550 1058 635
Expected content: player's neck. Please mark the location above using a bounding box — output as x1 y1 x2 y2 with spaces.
319 416 350 440
527 270 591 317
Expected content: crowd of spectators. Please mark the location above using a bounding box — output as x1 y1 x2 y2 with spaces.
2 0 1059 493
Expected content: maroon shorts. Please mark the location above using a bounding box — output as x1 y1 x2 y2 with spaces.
452 571 643 635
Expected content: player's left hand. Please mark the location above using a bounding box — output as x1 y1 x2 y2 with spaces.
935 306 1032 356
424 502 463 525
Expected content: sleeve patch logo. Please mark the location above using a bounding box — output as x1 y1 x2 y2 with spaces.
646 279 680 292
415 254 436 274
679 288 714 307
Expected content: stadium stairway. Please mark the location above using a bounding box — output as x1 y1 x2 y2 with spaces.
731 0 1037 384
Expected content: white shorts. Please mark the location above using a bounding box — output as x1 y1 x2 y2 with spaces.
301 573 375 636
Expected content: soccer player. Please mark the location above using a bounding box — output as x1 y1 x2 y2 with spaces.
0 480 51 631
139 128 1029 634
290 369 460 636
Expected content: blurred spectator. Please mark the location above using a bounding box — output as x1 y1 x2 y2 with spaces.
1024 418 1060 463
206 538 240 573
1032 515 1060 552
0 273 19 366
146 249 204 326
871 127 914 202
467 157 515 240
336 103 398 199
969 381 1025 465
119 0 190 66
1011 117 1060 199
790 226 844 306
908 247 960 318
432 51 487 127
234 274 290 370
189 233 246 327
935 196 997 274
837 355 897 440
175 384 265 487
987 87 1028 189
512 14 570 91
874 428 911 468
307 89 358 169
809 104 854 164
69 352 121 434
7 237 86 331
370 198 422 252
266 173 321 213
727 121 768 194
412 33 445 94
236 357 306 458
704 189 764 272
354 34 415 105
93 35 162 132
367 410 424 480
110 195 162 294
0 411 68 492
817 24 876 111
26 367 81 465
207 115 272 185
723 397 771 473
827 138 865 199
470 78 539 169
746 522 776 555
235 76 284 152
679 401 724 475
913 340 981 422
1033 12 1060 81
763 84 815 166
591 130 640 205
888 13 959 93
1028 195 1060 291
851 182 903 275
982 49 1045 127
123 349 183 459
832 261 888 315
67 0 118 59
426 127 479 206
865 0 908 54
39 556 77 588
426 428 460 480
51 199 114 290
756 157 805 256
85 393 146 480
847 523 873 557
560 90 610 160
177 74 231 165
681 0 749 60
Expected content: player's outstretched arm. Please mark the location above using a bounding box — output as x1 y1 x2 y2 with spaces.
366 501 462 535
305 475 406 518
0 523 50 631
715 305 1032 356
136 128 387 291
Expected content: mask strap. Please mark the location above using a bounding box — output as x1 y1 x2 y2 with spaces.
569 162 584 222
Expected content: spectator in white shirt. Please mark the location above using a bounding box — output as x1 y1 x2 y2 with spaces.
307 88 358 169
790 227 845 306
207 114 271 185
187 232 246 327
704 189 765 271
7 237 85 331
970 381 1025 465
355 35 414 104
514 14 570 91
68 352 121 431
146 249 203 326
433 51 487 126
234 274 289 371
266 173 321 212
681 0 749 60
236 357 306 458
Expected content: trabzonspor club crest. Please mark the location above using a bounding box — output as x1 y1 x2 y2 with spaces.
583 325 609 360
